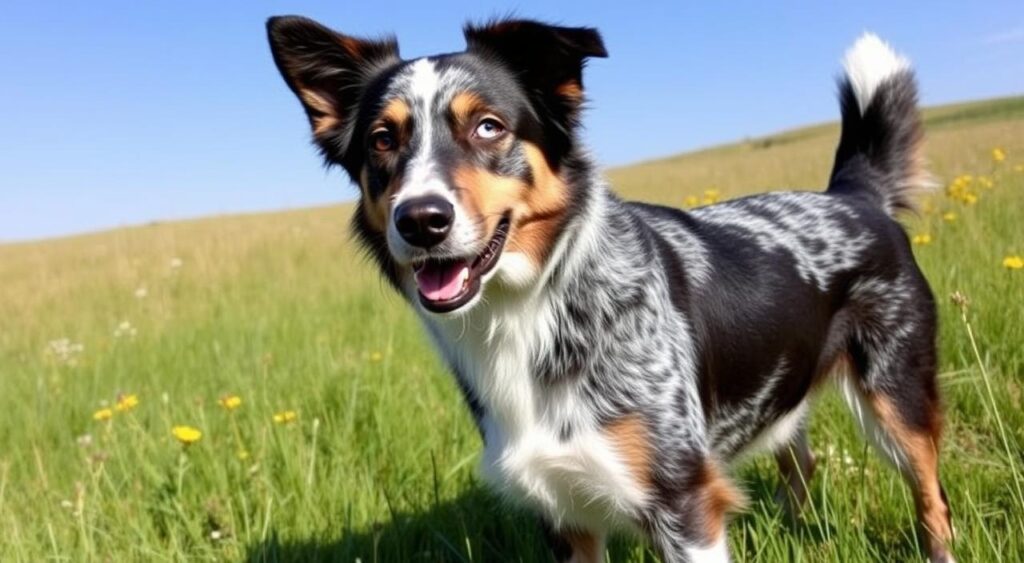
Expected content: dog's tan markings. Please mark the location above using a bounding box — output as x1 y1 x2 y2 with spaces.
694 460 745 543
558 529 603 563
295 84 341 137
358 165 403 234
377 98 411 135
356 99 413 233
868 393 953 556
452 141 568 267
510 142 570 264
449 91 488 128
556 80 584 104
370 98 412 154
604 415 653 491
336 36 374 59
450 166 519 231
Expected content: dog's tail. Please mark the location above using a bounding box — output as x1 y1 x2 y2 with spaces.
827 33 930 217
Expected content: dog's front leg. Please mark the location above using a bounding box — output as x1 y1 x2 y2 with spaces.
645 458 740 563
648 512 729 563
541 520 606 563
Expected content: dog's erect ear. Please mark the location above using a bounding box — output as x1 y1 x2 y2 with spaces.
464 19 606 155
267 16 399 160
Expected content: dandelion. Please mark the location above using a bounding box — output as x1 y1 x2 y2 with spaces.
115 393 139 412
992 147 1006 163
942 212 957 222
93 408 113 422
946 175 979 205
702 189 721 205
912 234 932 246
1003 256 1024 270
684 195 700 208
219 395 242 410
273 410 298 424
369 351 383 362
134 286 148 299
172 425 202 445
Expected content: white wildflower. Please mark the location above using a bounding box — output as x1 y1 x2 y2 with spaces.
46 338 84 366
113 321 137 339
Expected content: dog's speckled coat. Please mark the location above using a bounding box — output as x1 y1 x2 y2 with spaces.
268 19 954 562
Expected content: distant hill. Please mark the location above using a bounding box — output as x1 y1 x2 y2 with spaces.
3 94 1022 250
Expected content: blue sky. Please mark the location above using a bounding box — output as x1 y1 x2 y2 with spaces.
1 1 1021 242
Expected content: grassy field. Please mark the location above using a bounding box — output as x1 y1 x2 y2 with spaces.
1 95 1022 562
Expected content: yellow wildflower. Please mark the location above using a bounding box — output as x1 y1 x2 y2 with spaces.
1003 256 1024 270
115 393 139 412
992 147 1006 163
273 410 298 424
369 351 383 362
93 408 114 422
912 234 932 246
172 425 202 444
941 212 957 223
702 189 721 205
1014 164 1023 173
237 449 250 460
219 395 242 410
978 176 994 189
684 195 700 208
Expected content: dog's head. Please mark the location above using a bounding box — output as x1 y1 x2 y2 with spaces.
267 17 606 314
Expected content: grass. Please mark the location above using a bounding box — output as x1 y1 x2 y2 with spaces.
1 95 1022 562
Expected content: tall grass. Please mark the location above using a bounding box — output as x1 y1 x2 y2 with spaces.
0 96 1022 561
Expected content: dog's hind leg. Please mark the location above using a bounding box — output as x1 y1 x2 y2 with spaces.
838 303 954 562
773 425 816 521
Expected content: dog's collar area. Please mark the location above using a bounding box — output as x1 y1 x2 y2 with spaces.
414 214 510 313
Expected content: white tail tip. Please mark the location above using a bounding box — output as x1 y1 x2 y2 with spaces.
843 32 910 115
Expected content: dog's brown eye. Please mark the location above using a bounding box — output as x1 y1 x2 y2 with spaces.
370 128 396 152
473 117 506 140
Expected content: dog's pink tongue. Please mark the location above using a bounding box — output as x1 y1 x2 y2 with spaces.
415 260 470 302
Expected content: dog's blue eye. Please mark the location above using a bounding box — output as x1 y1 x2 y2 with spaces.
474 118 505 140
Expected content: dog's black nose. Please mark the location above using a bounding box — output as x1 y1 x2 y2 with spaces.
394 196 454 248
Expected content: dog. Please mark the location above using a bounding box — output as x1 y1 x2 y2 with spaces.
267 17 954 562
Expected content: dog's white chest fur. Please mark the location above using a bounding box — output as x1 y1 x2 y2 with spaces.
426 288 647 530
480 419 645 530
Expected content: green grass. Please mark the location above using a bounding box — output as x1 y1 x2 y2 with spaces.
1 95 1022 562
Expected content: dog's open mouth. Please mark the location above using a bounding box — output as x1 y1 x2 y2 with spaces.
413 216 510 313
